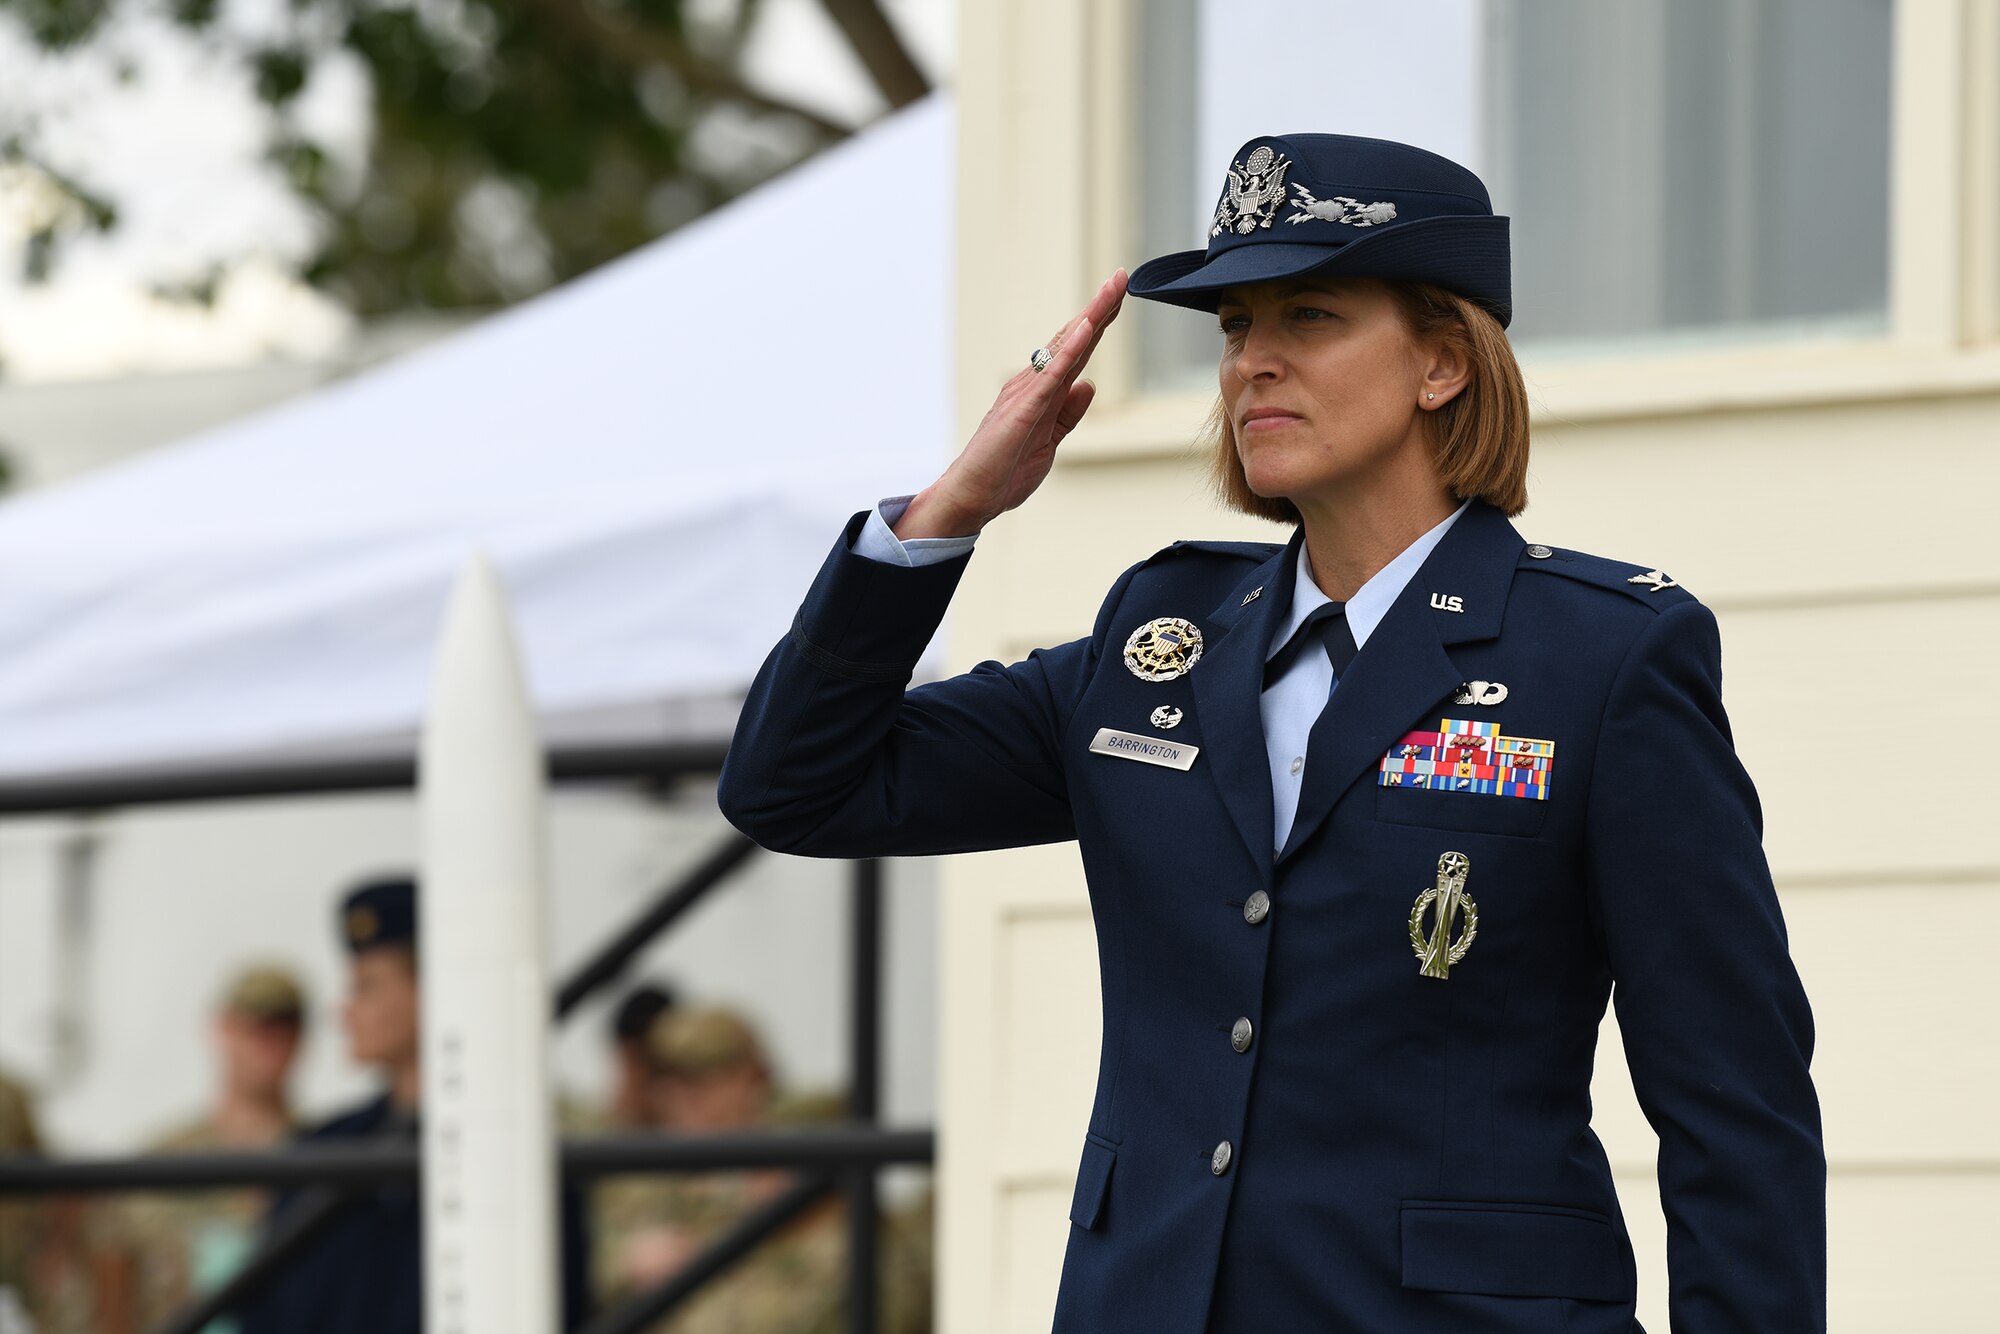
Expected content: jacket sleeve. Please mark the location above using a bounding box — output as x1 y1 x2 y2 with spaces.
1584 600 1825 1332
718 512 1129 858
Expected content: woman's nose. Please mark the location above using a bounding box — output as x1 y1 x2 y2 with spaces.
1232 321 1285 382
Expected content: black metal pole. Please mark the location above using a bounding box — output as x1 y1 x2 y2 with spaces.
573 1174 836 1334
0 1128 937 1193
553 832 761 1019
0 740 732 815
847 857 884 1333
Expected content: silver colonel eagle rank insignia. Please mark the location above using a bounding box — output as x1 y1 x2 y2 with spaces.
1124 617 1204 682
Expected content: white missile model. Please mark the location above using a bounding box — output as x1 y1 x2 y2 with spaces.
419 555 557 1334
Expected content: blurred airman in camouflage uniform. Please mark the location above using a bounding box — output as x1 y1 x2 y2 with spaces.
0 1068 43 1329
109 964 306 1332
596 1006 933 1334
0 1069 121 1334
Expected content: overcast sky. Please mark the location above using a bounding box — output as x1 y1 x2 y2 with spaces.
0 0 953 383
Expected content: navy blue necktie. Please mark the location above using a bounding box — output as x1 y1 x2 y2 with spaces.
1263 602 1358 690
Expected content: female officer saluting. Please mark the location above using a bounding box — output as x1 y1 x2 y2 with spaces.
720 133 1823 1333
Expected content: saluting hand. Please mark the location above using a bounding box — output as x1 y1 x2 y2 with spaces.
893 270 1128 541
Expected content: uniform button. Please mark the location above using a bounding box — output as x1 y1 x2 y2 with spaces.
1526 544 1553 559
1230 1017 1254 1052
1243 890 1270 925
1288 756 1303 776
1211 1140 1233 1175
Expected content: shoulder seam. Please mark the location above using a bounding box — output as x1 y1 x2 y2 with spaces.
1516 553 1697 614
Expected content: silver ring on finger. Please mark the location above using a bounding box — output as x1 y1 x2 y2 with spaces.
1029 346 1053 373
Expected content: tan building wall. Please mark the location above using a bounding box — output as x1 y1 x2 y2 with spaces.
936 2 2000 1330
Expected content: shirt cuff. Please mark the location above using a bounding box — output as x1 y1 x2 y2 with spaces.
851 496 980 568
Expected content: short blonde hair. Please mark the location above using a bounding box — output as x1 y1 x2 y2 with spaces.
1206 281 1530 522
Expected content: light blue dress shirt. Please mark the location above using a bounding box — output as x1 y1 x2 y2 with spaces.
854 495 1470 850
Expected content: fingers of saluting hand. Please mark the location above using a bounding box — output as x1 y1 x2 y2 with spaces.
1047 270 1128 378
1014 271 1127 414
1049 379 1098 447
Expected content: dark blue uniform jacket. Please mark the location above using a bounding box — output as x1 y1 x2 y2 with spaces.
239 1094 592 1333
720 500 1825 1333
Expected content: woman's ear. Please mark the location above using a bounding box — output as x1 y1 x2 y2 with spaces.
1419 335 1471 409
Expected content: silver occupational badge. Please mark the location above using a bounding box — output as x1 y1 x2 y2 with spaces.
1123 617 1204 682
1409 851 1477 980
1210 146 1292 237
1150 705 1184 730
1287 186 1398 228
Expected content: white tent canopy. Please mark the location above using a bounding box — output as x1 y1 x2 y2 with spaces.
0 99 954 781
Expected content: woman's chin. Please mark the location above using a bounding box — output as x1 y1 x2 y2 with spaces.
1242 461 1308 504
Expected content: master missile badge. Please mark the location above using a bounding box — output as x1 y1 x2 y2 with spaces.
1123 617 1205 682
1408 851 1477 980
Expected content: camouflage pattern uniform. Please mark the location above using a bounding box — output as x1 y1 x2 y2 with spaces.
0 1070 41 1328
105 966 304 1334
595 1009 933 1334
0 1071 112 1334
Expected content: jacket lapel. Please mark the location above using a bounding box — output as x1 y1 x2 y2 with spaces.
1277 501 1525 865
1188 536 1300 880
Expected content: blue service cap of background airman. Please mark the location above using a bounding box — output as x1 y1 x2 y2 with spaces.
339 876 416 955
1129 132 1513 327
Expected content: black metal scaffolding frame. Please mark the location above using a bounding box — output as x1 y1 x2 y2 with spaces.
0 741 926 1333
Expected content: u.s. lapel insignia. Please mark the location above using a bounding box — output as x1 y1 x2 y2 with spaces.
1240 586 1263 607
1150 705 1184 730
1378 718 1555 800
1210 146 1292 237
1124 617 1204 682
1409 851 1477 980
1451 680 1508 706
1627 569 1678 593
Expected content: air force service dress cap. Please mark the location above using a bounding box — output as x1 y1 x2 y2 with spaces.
340 876 417 955
1128 132 1513 328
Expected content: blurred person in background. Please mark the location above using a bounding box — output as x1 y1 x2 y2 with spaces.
591 983 683 1304
0 1070 119 1334
111 965 307 1331
239 877 424 1334
239 876 591 1333
603 1006 929 1334
607 983 678 1132
0 1069 43 1330
569 981 679 1140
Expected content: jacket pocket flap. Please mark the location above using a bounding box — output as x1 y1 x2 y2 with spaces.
1068 1137 1116 1231
1400 1200 1632 1302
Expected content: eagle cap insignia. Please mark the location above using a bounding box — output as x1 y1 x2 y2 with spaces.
1124 617 1205 682
1211 145 1293 237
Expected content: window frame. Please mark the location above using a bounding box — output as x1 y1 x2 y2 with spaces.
997 0 2000 464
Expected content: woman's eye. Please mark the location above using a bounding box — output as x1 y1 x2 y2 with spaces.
1293 306 1333 321
1218 314 1248 334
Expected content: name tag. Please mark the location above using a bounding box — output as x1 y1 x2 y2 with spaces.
1088 727 1199 772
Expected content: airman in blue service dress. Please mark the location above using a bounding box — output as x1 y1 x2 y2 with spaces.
720 133 1824 1333
240 878 591 1333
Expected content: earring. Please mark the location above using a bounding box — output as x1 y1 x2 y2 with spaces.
1426 393 1437 401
